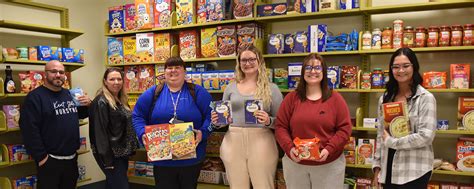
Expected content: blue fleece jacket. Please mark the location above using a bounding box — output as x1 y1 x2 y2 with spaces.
132 83 213 167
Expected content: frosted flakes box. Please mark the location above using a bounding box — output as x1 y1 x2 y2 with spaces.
382 101 410 138
135 0 154 30
192 72 202 86
73 49 85 63
450 64 470 89
237 23 257 54
170 122 196 160
308 24 328 52
202 71 220 90
456 137 474 172
144 124 172 161
62 48 74 62
267 34 284 54
201 28 218 58
284 33 295 53
155 64 165 85
356 138 374 165
340 65 358 89
37 46 51 61
136 33 154 63
50 47 62 61
179 30 200 60
154 0 172 28
124 36 138 64
109 6 125 33
458 97 474 131
3 105 20 129
107 37 124 65
124 66 140 92
154 33 171 61
288 62 302 89
197 0 207 23
233 0 253 19
327 66 340 89
124 4 137 31
139 65 155 91
176 0 195 26
211 100 233 126
217 25 237 57
294 31 309 53
206 0 225 22
274 68 288 89
244 99 263 124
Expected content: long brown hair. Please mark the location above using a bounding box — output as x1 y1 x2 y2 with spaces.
296 53 332 102
96 67 130 111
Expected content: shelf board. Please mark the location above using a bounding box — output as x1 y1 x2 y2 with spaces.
363 1 474 15
360 46 474 54
428 89 474 93
137 148 146 152
173 18 255 29
127 92 145 95
433 170 474 177
106 61 166 67
2 59 85 67
263 51 359 58
346 164 372 169
77 178 92 184
208 90 224 94
79 120 88 126
183 57 236 63
0 161 8 166
4 93 27 98
9 160 34 166
352 127 377 132
280 89 293 93
129 176 155 186
0 20 83 39
77 150 90 155
105 27 173 36
436 130 474 135
255 9 362 22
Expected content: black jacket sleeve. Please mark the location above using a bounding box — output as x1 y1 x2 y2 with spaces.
19 94 48 163
78 106 89 119
89 97 114 167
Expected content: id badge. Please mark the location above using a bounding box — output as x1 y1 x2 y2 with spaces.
169 116 184 124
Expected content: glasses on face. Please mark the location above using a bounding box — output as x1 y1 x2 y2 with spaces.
304 65 323 72
240 58 257 65
165 66 183 71
46 69 66 75
391 63 412 71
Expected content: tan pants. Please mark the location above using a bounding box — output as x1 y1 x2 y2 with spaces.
220 127 279 189
282 154 346 189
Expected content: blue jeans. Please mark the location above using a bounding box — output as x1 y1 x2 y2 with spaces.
94 155 129 189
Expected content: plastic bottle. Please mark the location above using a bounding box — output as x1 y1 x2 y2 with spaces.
4 65 16 93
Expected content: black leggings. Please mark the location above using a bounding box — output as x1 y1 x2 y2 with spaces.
383 171 432 189
153 162 203 189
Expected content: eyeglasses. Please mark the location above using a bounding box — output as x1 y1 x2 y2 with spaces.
45 69 66 75
391 63 412 71
304 65 323 72
240 58 257 65
165 66 183 71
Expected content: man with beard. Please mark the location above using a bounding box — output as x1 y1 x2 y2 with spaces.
19 60 91 189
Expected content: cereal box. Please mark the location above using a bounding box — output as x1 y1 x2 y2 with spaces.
308 24 328 52
109 6 125 33
356 139 374 165
136 33 154 62
233 0 253 19
344 136 356 151
360 71 371 90
107 37 124 65
154 33 171 61
339 0 354 10
294 31 309 53
79 137 87 152
154 0 172 28
212 101 233 126
217 25 237 57
294 137 320 161
423 71 447 89
3 105 20 129
202 71 220 90
28 47 37 61
170 122 196 160
73 49 85 63
19 71 44 93
244 99 263 124
145 124 172 161
135 161 147 176
37 46 51 61
267 34 284 54
450 64 470 89
206 0 225 22
124 66 140 92
237 23 257 54
197 0 207 23
458 97 474 130
201 28 218 58
146 163 154 177
139 65 155 91
128 161 135 176
340 65 358 89
356 178 372 188
192 72 202 86
382 101 410 138
12 177 32 189
176 0 195 26
179 30 200 60
219 70 234 91
206 132 225 154
284 33 295 53
62 48 74 62
62 72 72 89
8 144 31 162
327 66 340 89
50 47 62 61
124 4 137 31
457 137 474 172
344 150 355 164
123 36 138 64
288 62 302 89
135 0 154 30
155 64 165 85
274 68 288 89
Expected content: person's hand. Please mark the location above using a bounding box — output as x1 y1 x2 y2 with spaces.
383 129 390 142
211 111 219 125
77 93 92 106
372 167 381 188
315 149 329 162
193 129 202 146
39 155 48 167
142 134 147 146
255 110 270 126
289 147 301 163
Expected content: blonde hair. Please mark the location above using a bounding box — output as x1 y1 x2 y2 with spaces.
235 46 272 110
97 68 130 111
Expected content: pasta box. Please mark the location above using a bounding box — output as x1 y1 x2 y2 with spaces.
288 62 302 89
294 31 309 53
284 33 295 53
308 24 328 52
267 34 284 54
327 66 340 89
212 100 233 126
257 3 287 17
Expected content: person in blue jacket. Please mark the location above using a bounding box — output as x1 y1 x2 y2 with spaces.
132 56 213 189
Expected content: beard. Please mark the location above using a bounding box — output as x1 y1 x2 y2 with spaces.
47 77 64 88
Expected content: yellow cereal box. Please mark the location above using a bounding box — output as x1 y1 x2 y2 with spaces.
136 33 154 63
176 0 195 26
135 0 154 30
201 27 218 58
192 72 202 86
202 72 219 90
154 33 171 61
123 36 138 64
155 64 165 85
170 122 196 160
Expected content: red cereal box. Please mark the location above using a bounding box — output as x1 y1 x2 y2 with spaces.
293 137 320 161
179 30 200 60
154 0 172 28
145 124 172 161
124 4 137 31
124 66 140 92
340 65 358 89
457 137 474 172
423 71 447 89
139 65 155 91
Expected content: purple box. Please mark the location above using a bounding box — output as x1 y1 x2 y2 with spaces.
3 105 20 129
244 100 263 124
284 33 295 53
267 34 284 54
327 66 341 89
294 31 309 53
213 100 233 126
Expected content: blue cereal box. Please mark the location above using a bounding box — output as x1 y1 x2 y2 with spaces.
202 72 220 90
294 31 309 53
108 37 124 65
288 62 302 89
50 47 62 61
212 100 233 126
37 46 51 61
135 161 147 176
218 70 234 91
284 33 295 53
327 66 341 89
69 87 84 106
62 48 74 62
109 6 125 33
146 163 154 177
267 34 284 54
73 49 85 63
308 24 327 52
245 100 263 124
192 72 202 86
339 0 353 10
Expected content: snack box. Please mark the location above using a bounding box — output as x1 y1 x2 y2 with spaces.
3 105 20 129
267 34 284 54
257 3 287 17
244 99 263 124
458 97 474 131
212 101 233 126
382 101 410 138
450 64 470 89
284 33 295 53
327 66 340 89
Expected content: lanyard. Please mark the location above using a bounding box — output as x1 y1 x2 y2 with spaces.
169 88 182 119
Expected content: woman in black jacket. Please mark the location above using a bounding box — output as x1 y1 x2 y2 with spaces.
89 67 138 189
